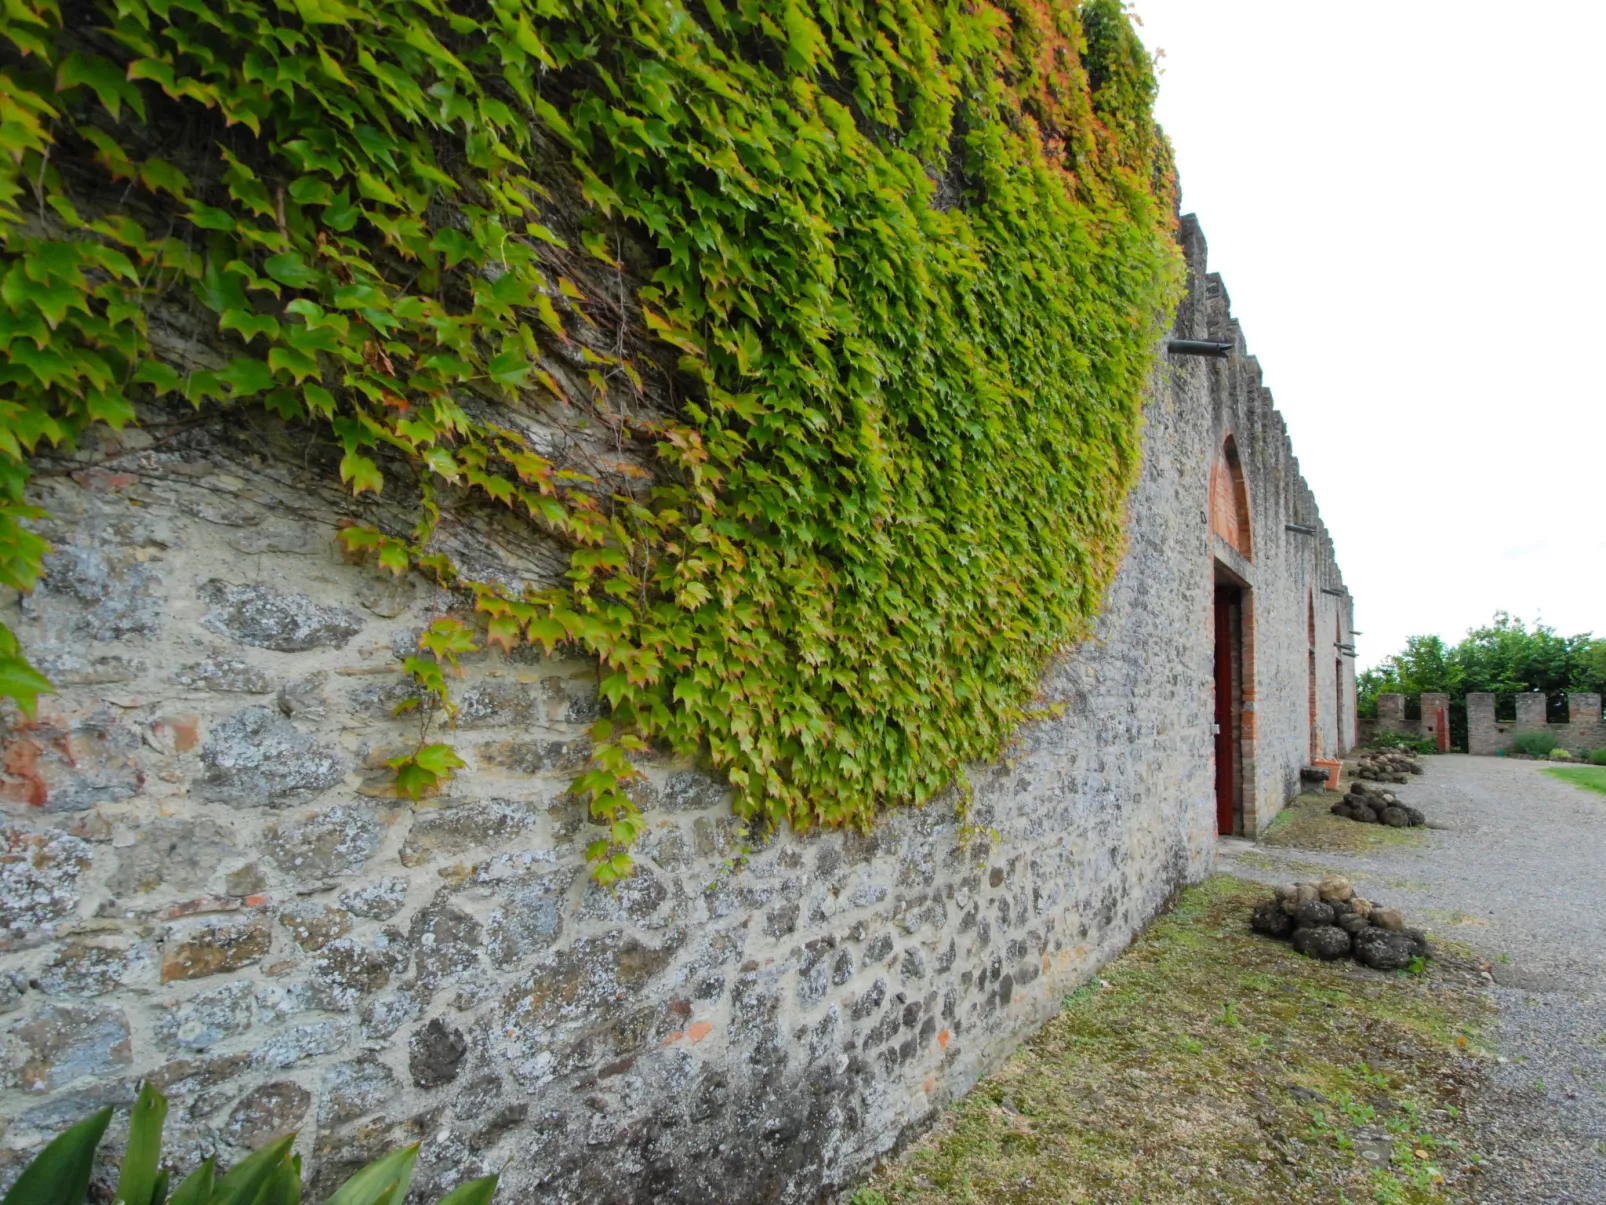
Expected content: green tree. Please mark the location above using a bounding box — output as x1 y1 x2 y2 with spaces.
1360 613 1604 717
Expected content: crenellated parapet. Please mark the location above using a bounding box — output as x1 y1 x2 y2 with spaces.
1466 692 1604 756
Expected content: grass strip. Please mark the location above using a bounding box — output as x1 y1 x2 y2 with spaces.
857 875 1492 1205
1543 766 1606 797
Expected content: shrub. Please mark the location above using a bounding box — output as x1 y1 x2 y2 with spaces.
1591 748 1606 767
1509 731 1559 757
1 1085 497 1205
1546 749 1574 762
1368 730 1436 755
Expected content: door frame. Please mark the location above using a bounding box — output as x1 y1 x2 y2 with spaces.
1213 561 1254 837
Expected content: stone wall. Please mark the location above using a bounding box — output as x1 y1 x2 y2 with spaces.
1466 692 1605 756
0 217 1349 1202
1363 692 1606 756
1358 693 1452 752
1178 219 1356 832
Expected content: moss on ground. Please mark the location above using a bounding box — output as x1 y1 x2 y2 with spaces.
1260 792 1427 855
1543 766 1606 797
856 875 1491 1205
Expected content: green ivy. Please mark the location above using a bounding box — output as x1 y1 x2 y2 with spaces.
0 0 1181 881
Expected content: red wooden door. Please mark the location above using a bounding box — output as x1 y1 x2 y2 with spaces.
1214 588 1236 835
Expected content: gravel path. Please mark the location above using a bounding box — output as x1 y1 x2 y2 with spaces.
1218 754 1606 1204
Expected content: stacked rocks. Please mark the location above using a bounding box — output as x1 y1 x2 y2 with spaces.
1331 781 1425 827
1354 749 1424 782
1250 876 1430 970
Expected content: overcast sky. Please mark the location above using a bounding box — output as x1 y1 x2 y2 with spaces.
1133 2 1605 668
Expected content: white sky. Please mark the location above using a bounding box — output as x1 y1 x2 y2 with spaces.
1132 1 1605 668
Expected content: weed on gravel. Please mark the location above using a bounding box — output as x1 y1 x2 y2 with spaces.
1260 792 1427 855
859 875 1493 1205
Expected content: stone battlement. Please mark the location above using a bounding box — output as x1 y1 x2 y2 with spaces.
1467 692 1603 756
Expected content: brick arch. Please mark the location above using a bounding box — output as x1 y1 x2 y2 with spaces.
1209 435 1252 558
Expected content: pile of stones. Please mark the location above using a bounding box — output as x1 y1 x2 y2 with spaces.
1354 749 1424 782
1330 781 1426 827
1251 876 1430 970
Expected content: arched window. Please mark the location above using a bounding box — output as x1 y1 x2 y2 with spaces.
1210 435 1252 558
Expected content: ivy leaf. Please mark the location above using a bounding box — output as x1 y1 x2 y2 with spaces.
74 125 135 179
187 205 237 231
299 0 365 28
386 746 464 800
355 171 401 207
125 58 177 93
263 252 319 289
428 227 475 268
220 308 281 344
0 624 53 718
419 618 477 659
268 345 319 383
138 158 188 201
415 743 467 777
132 359 181 396
390 757 436 801
485 350 528 388
377 541 410 575
332 283 384 310
303 382 336 417
339 452 383 495
81 244 138 282
56 52 146 121
221 358 275 397
485 612 521 652
288 176 334 205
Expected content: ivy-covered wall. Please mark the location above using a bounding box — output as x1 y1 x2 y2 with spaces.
0 217 1351 1203
0 0 1353 1198
0 0 1183 884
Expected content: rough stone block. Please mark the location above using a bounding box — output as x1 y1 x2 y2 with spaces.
199 580 364 652
319 1058 402 1128
262 804 382 880
225 1080 311 1148
486 869 575 967
5 1003 132 1092
0 828 91 938
39 941 154 998
173 656 275 694
0 708 143 813
399 799 539 868
160 915 273 983
409 1018 469 1088
156 980 255 1052
198 706 346 807
109 817 237 896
